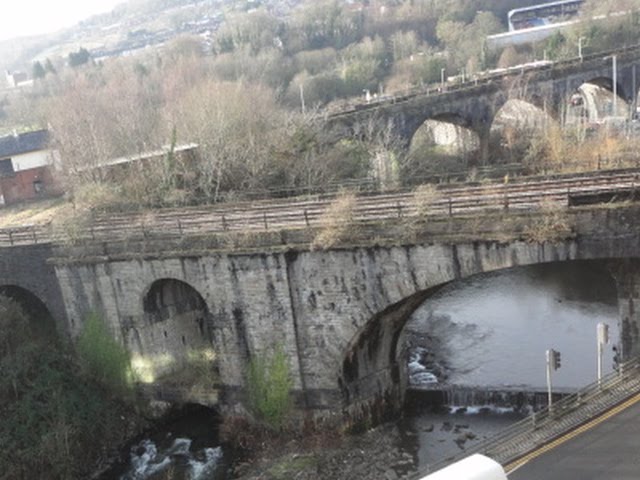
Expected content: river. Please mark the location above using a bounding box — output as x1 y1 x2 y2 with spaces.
110 261 619 478
400 260 620 470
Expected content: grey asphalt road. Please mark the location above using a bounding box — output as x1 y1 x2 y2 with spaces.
509 399 640 480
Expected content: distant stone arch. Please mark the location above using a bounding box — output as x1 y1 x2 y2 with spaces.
490 98 555 164
405 113 482 183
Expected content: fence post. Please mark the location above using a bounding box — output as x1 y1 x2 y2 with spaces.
448 197 453 217
8 231 13 246
263 212 268 230
222 215 228 231
91 226 95 241
396 201 402 218
304 209 310 227
177 219 183 236
32 227 37 244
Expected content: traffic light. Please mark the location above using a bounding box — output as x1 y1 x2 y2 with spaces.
552 349 561 370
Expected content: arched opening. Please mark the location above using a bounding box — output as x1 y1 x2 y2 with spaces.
340 261 619 427
0 285 56 340
566 78 630 128
490 99 555 164
131 278 217 386
404 115 480 184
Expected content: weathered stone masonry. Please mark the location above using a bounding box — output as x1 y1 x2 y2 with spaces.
5 207 640 422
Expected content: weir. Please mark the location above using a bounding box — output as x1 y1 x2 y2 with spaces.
405 386 576 412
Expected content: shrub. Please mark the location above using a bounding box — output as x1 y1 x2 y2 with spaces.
523 199 573 243
246 345 293 430
312 191 357 249
76 312 132 394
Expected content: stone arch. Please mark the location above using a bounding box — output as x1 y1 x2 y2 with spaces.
567 77 631 124
338 259 620 425
0 284 57 338
131 278 216 383
405 113 482 182
490 98 555 164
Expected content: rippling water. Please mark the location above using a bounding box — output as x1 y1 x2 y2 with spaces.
405 261 619 390
400 261 620 470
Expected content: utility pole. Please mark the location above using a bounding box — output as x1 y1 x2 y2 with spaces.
299 83 306 114
613 55 618 117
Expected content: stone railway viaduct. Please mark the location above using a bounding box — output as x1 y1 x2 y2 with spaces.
328 44 640 163
8 47 640 422
5 202 640 423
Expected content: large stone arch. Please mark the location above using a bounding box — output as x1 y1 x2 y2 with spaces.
330 242 635 425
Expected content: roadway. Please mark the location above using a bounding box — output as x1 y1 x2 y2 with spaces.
508 395 640 480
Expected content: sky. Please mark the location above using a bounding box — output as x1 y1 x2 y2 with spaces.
0 0 124 42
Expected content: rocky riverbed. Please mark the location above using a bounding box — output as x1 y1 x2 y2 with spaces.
233 423 416 480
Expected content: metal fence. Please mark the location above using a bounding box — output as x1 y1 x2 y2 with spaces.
409 356 640 478
0 165 639 248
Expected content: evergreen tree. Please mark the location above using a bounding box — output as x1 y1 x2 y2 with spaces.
32 60 46 79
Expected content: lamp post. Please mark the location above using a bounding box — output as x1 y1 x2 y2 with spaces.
612 55 618 117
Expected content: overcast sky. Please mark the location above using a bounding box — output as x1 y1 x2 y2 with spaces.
1 0 124 41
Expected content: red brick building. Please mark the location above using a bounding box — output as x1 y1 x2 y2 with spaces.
0 130 62 205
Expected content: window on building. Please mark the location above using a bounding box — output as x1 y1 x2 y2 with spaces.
0 158 14 176
33 180 44 194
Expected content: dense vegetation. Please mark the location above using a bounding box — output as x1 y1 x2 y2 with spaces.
0 299 144 479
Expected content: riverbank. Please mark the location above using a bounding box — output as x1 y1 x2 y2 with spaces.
233 423 416 480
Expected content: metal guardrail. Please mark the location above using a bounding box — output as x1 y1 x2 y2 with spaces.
409 356 640 478
0 164 639 248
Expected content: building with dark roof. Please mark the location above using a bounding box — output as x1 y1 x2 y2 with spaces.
0 129 62 205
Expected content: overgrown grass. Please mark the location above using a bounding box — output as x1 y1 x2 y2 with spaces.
76 312 132 394
312 191 357 250
246 345 294 430
522 199 573 243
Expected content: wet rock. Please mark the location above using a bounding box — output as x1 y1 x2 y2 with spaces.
385 469 399 480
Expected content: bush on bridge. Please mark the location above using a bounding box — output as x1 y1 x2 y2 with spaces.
76 311 133 395
246 344 294 430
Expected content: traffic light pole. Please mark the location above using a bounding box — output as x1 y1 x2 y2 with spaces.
597 323 609 388
546 349 553 410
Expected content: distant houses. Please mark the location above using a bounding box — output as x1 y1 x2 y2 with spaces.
0 129 61 205
4 70 33 89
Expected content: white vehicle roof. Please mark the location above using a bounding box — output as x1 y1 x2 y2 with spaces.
418 454 508 480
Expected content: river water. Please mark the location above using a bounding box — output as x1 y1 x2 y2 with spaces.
110 261 619 478
399 260 620 470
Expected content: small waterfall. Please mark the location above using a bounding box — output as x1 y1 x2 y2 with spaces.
120 437 225 480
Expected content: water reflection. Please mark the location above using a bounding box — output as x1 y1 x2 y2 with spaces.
405 261 619 390
399 261 619 471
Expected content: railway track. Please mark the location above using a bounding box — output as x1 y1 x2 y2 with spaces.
3 167 640 247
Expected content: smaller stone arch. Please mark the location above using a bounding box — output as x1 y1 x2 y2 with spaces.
0 284 57 338
131 278 217 383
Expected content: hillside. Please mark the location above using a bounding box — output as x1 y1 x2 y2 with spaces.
0 0 302 75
